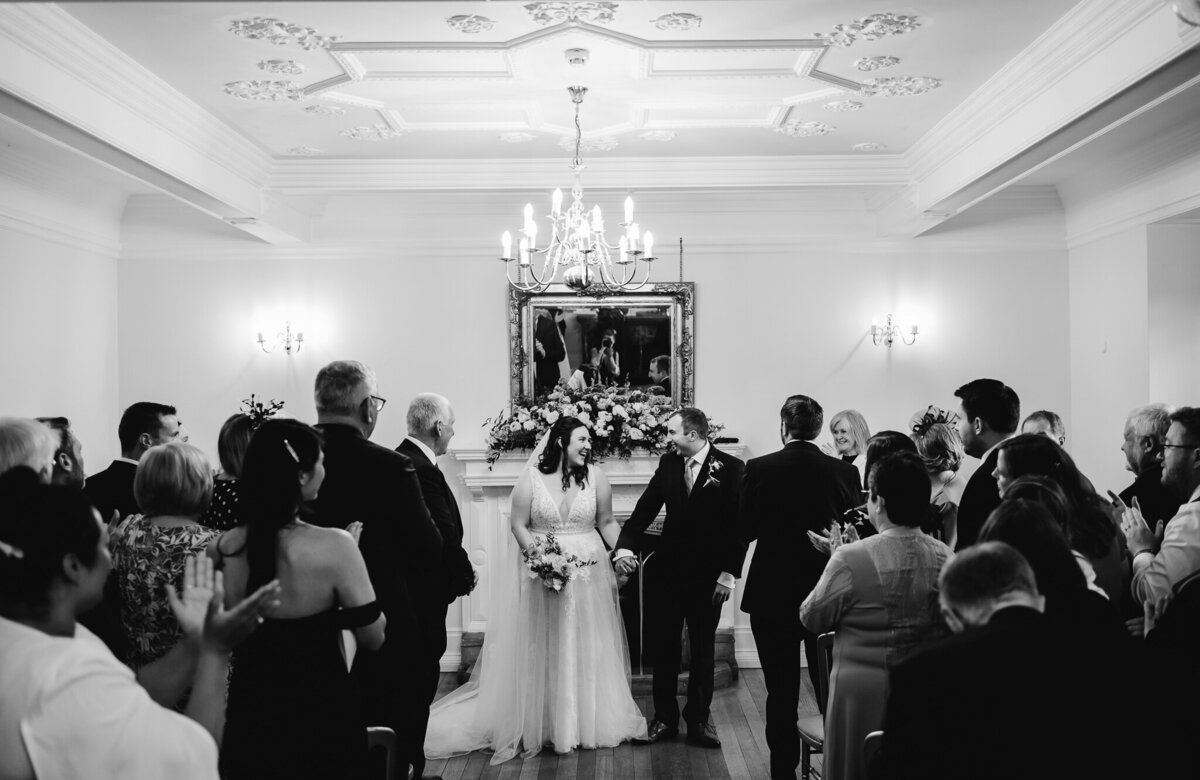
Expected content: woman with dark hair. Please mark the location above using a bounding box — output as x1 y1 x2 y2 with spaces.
212 419 385 780
994 434 1125 602
978 499 1125 638
198 412 254 531
426 415 646 763
0 467 276 780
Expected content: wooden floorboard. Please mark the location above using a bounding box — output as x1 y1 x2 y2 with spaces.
426 669 806 779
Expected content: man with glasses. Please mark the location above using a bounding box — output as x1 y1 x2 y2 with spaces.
1123 406 1200 607
311 360 442 780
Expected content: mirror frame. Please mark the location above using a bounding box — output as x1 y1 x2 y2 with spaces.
508 282 695 405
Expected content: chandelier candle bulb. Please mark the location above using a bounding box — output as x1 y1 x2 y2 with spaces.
519 236 531 266
643 231 654 259
502 231 513 259
624 196 634 224
552 188 563 217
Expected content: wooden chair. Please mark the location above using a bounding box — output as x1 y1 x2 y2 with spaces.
863 730 884 773
366 726 399 780
796 631 835 780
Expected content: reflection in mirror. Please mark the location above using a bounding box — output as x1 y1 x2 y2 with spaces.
510 283 694 406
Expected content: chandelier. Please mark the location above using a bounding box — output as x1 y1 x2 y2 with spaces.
500 86 656 292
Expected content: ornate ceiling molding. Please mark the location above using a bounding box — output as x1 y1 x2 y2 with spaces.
860 76 942 97
224 80 305 101
773 121 835 137
525 2 618 27
446 15 495 34
853 56 899 72
339 124 404 141
258 59 306 76
229 17 340 50
853 142 888 152
304 104 346 117
654 13 703 32
823 100 863 112
814 13 921 48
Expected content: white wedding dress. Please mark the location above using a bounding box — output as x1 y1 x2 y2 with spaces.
424 465 647 764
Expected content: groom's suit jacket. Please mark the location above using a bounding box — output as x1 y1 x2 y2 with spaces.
739 440 862 615
617 446 746 584
395 438 475 603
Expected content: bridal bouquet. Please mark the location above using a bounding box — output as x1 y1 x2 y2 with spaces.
522 534 597 593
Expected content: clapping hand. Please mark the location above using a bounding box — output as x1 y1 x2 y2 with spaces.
346 521 364 544
820 443 837 458
1113 493 1164 557
167 555 281 652
807 520 858 555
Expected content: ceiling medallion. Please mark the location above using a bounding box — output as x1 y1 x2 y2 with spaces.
499 132 536 143
229 17 340 50
224 80 304 101
288 147 322 155
774 121 835 138
853 55 900 72
640 130 677 141
558 134 618 152
815 13 920 47
823 100 863 112
258 59 306 76
852 142 888 152
860 76 943 97
304 104 346 117
339 124 404 141
446 15 495 33
654 13 702 31
525 2 618 27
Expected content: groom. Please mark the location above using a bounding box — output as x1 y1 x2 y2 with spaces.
615 407 746 748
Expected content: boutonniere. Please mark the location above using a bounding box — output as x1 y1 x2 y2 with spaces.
702 458 723 489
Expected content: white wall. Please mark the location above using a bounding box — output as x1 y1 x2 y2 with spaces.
1148 222 1200 404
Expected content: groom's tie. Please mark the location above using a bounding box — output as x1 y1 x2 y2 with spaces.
684 458 697 494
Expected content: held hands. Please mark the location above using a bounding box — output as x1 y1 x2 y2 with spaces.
167 555 282 653
614 556 639 577
1112 493 1164 556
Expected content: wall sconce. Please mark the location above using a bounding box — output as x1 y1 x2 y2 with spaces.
257 321 304 355
871 314 918 347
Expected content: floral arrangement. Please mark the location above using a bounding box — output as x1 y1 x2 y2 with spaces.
483 381 722 466
241 394 285 429
522 533 597 592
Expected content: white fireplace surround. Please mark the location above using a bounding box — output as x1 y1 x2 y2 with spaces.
439 446 760 672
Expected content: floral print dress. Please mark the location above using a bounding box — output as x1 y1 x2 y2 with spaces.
109 514 218 668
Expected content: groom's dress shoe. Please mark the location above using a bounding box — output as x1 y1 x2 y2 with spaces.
634 720 678 744
687 720 721 748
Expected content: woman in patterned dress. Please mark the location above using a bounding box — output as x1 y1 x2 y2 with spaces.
109 442 219 672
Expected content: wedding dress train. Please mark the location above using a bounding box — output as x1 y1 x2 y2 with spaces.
424 465 647 764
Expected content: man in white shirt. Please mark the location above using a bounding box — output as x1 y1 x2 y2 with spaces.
1124 406 1200 606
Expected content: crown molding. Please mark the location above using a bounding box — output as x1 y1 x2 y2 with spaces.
905 0 1200 211
268 154 911 192
0 209 121 257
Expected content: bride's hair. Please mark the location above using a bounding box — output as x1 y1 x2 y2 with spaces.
537 416 592 490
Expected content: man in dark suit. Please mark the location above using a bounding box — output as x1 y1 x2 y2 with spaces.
310 361 443 780
1117 402 1180 528
648 354 671 398
952 378 1019 549
740 394 861 780
84 401 181 524
877 541 1132 780
615 407 745 749
397 392 476 780
533 308 566 393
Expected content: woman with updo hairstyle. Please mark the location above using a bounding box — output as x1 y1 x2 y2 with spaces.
0 467 277 780
198 412 254 531
425 414 647 762
910 406 968 546
994 433 1124 602
110 441 220 670
212 419 384 780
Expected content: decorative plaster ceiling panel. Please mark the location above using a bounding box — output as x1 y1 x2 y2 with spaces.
58 0 1081 160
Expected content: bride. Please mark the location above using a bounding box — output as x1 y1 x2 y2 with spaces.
424 416 647 763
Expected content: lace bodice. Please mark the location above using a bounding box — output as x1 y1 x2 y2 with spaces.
528 466 597 534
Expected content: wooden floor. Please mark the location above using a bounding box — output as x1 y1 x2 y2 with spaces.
425 669 823 780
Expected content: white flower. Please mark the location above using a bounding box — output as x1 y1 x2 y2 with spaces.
612 404 628 418
631 402 644 413
509 421 522 432
628 427 644 441
523 419 537 430
577 411 592 425
543 409 560 424
548 391 562 400
517 410 531 422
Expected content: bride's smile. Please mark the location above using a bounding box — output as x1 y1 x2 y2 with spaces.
565 428 592 468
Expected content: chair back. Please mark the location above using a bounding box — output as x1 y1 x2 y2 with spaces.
366 726 397 780
815 631 835 716
864 729 884 770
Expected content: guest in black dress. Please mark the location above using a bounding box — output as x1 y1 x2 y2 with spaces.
198 413 254 531
212 420 385 780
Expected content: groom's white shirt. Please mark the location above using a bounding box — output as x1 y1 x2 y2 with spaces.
615 441 736 589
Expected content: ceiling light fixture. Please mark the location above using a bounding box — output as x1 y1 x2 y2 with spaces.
500 86 656 292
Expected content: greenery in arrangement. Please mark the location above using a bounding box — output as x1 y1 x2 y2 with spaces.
240 394 285 429
484 382 722 466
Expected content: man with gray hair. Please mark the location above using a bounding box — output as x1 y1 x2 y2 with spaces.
1116 402 1180 529
397 393 476 779
310 360 443 780
876 542 1131 779
0 417 57 481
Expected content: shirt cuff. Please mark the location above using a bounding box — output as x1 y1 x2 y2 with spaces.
614 549 635 562
717 572 735 589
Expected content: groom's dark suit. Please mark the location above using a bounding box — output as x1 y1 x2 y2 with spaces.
617 444 746 729
395 437 475 779
739 439 861 779
311 423 442 778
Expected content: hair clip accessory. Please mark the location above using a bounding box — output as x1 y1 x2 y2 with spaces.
911 405 960 438
283 439 300 463
0 539 25 559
